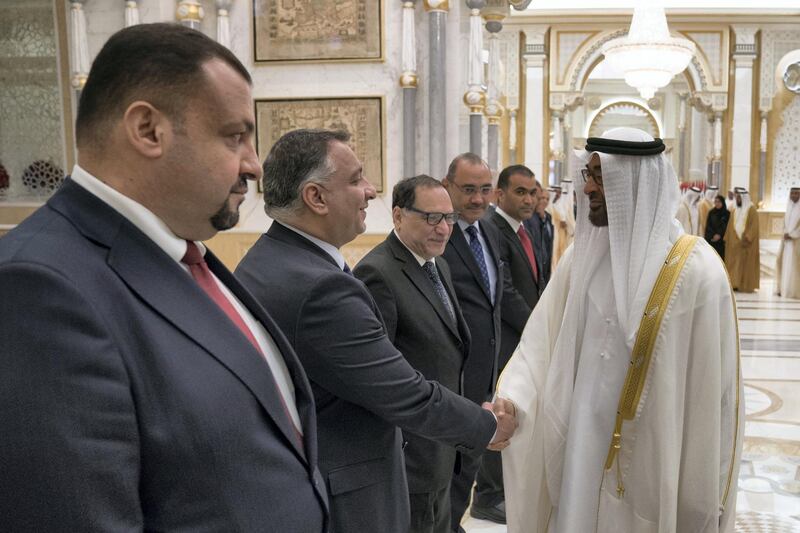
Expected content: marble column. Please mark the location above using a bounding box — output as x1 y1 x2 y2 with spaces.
400 1 419 178
424 0 448 177
713 113 723 188
484 12 505 175
522 26 548 181
730 26 759 193
216 1 233 49
124 0 140 27
759 112 768 202
176 0 204 30
706 113 715 185
463 1 485 157
550 113 562 184
508 109 518 164
677 93 688 181
69 0 91 91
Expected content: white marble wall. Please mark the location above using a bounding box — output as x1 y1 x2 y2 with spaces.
73 1 489 235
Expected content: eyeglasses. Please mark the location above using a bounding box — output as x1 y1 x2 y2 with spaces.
449 182 494 196
405 206 459 226
580 167 603 186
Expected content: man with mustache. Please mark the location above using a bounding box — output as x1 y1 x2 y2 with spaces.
0 24 328 531
724 187 761 293
235 130 517 533
441 153 530 529
354 175 475 533
496 128 742 533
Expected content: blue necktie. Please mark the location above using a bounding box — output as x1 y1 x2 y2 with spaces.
464 225 491 293
343 263 353 276
422 261 456 324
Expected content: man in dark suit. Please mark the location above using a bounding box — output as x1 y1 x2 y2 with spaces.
355 175 471 533
441 154 531 529
235 130 517 533
524 186 555 288
0 24 328 531
478 165 544 518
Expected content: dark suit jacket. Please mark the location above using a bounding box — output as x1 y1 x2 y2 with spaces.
354 232 471 494
442 220 520 403
524 211 553 287
488 211 542 367
235 222 496 533
0 179 327 532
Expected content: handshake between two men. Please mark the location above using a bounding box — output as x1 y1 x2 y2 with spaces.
484 397 518 451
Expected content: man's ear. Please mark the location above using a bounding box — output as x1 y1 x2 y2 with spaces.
300 182 329 216
122 101 170 159
392 206 403 227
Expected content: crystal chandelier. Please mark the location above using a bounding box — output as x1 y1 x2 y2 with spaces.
602 4 695 99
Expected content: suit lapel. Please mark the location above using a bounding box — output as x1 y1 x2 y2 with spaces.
388 234 461 341
206 252 316 464
492 212 535 277
49 181 310 463
449 224 492 301
106 220 308 464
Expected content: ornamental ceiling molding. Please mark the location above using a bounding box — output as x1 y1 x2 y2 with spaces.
759 29 800 111
542 25 725 109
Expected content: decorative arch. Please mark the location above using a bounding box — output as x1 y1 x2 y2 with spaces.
587 101 661 138
562 29 714 96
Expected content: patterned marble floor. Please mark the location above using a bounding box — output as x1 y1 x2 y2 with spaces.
464 278 800 533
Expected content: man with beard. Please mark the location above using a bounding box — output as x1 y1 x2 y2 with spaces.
0 24 329 531
776 186 800 298
698 185 718 237
496 128 742 533
677 185 702 235
724 188 761 293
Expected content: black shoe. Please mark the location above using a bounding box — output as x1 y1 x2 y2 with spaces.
469 500 506 524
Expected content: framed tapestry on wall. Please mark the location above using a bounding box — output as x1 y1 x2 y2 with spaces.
252 0 383 63
255 96 385 193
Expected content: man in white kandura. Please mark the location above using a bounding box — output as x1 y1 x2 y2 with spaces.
677 185 702 236
776 186 800 299
497 127 743 533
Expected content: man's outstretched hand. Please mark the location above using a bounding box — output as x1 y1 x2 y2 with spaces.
483 398 518 451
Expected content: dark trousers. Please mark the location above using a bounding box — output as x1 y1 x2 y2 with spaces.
410 485 452 533
473 449 504 506
449 450 480 530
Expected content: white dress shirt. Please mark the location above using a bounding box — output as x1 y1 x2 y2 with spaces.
495 206 523 235
69 165 302 432
280 222 348 271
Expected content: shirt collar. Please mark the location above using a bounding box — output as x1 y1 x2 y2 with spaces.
495 206 522 233
457 219 480 233
70 164 200 262
279 222 346 270
393 229 430 267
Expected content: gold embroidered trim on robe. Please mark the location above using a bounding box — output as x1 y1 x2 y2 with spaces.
603 234 699 497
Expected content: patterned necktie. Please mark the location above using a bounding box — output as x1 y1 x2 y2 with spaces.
464 225 491 293
422 261 456 324
517 225 539 281
181 241 304 446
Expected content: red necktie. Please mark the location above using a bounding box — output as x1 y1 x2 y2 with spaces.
181 241 304 446
517 226 539 282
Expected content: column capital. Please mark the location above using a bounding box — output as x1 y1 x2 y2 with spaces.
423 0 449 12
731 25 758 57
177 0 204 25
522 25 548 47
